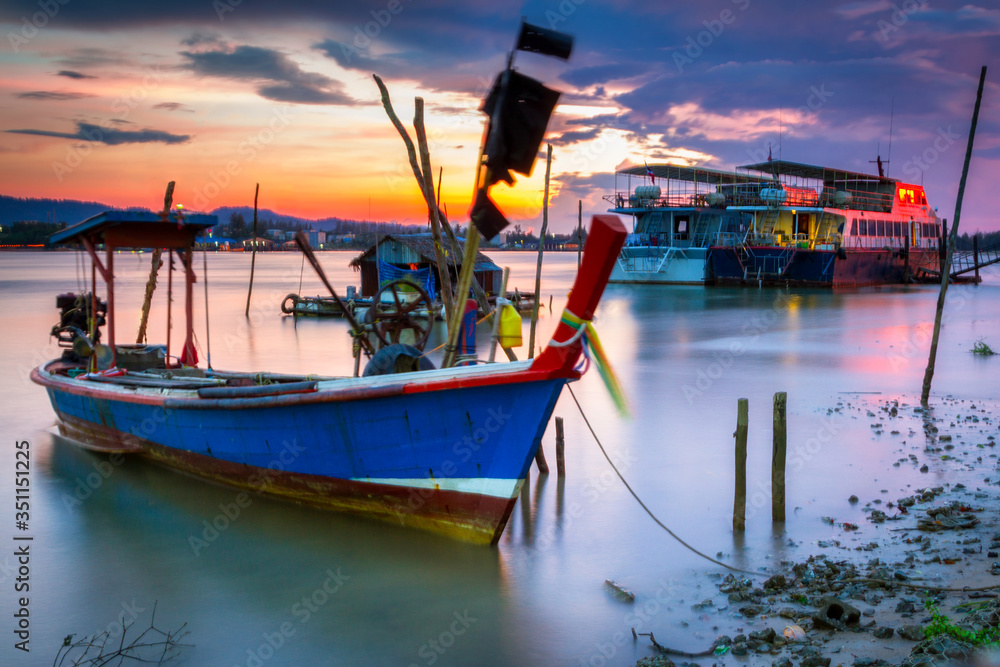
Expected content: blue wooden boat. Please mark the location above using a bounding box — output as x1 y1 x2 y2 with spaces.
32 211 626 544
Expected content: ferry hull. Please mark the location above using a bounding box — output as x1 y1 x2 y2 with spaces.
35 364 565 545
609 247 709 285
709 247 940 287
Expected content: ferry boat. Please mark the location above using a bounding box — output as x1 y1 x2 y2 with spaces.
708 159 942 286
605 164 753 284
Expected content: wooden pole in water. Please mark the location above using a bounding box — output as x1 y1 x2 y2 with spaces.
535 442 550 474
577 200 583 268
528 144 553 359
922 65 987 405
555 416 565 477
245 183 259 318
973 234 980 282
903 232 910 283
734 398 748 532
772 392 787 522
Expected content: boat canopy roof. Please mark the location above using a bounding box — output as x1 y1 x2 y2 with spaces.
737 159 898 186
618 163 750 185
350 233 500 271
51 210 218 249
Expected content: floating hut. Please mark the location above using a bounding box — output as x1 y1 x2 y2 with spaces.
350 234 502 298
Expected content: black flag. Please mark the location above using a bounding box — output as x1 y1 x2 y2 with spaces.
469 190 509 241
516 22 574 60
481 70 560 187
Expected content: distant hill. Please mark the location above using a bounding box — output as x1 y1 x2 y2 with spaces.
0 195 145 225
0 196 383 233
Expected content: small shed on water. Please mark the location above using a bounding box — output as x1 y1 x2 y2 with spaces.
350 234 502 298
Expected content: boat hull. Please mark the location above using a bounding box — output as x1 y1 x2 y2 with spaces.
709 246 940 287
34 363 566 545
609 247 709 285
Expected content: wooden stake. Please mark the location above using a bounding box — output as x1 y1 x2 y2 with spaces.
577 200 582 268
922 65 987 405
973 234 980 282
245 183 259 318
528 144 553 359
772 392 787 522
535 442 549 474
903 232 910 283
734 398 748 532
137 182 173 342
555 416 565 477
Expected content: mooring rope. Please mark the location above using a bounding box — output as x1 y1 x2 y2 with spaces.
567 385 760 577
569 384 1000 593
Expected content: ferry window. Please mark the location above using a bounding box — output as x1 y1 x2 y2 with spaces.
850 219 857 235
859 219 868 235
876 220 885 236
893 222 902 237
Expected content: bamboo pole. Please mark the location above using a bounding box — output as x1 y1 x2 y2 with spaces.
245 183 259 318
488 267 510 363
772 392 787 522
137 182 174 342
577 199 582 268
974 234 980 282
442 226 481 367
413 98 455 322
733 398 748 532
528 144 553 359
921 65 987 405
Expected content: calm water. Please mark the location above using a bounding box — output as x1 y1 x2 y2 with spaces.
1 248 998 666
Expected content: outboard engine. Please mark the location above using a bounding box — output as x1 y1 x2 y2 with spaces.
51 292 106 362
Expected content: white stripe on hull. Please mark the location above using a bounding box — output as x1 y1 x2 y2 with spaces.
354 477 524 500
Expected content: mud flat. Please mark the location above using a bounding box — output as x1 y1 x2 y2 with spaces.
631 394 1000 667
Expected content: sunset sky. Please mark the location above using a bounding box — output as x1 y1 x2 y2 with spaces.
0 0 997 234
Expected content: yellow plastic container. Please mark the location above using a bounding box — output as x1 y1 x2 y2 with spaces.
498 304 523 348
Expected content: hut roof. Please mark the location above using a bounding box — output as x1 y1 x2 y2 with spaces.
350 233 500 271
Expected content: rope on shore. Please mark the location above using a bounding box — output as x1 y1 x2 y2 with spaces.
567 385 761 577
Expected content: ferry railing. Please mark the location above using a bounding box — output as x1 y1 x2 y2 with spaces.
603 193 730 209
726 190 894 213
